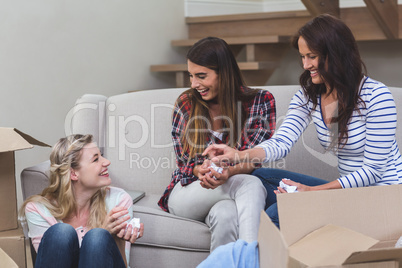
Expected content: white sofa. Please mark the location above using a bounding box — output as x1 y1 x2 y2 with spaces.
21 85 402 268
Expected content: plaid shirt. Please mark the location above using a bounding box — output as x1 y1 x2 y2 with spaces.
158 89 276 212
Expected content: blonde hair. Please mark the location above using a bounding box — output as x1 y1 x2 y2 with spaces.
19 134 108 229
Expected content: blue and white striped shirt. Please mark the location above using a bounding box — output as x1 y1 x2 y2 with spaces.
257 77 402 188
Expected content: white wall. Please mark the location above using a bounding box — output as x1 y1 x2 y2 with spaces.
186 0 402 16
0 0 187 208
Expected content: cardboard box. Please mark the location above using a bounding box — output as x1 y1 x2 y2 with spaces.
0 128 49 232
0 227 26 268
0 248 18 268
258 184 402 267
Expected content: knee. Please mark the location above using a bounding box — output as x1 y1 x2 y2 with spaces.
42 223 78 248
251 168 265 177
48 222 76 234
228 174 267 198
252 168 281 182
246 176 267 196
209 200 238 224
82 228 113 249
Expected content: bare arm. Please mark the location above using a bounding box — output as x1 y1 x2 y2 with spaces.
195 159 257 189
276 178 342 194
203 144 267 164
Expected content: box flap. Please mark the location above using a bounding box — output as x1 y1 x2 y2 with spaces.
344 247 402 265
0 128 50 153
288 224 378 267
258 211 289 267
277 185 402 246
0 227 25 239
0 227 26 268
0 248 18 268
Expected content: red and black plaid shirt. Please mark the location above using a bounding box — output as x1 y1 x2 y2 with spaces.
158 89 276 211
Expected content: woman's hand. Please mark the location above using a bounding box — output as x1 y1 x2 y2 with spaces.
121 222 145 243
202 144 239 164
104 207 145 243
274 179 340 194
194 160 211 178
198 160 229 189
103 206 130 235
274 179 312 194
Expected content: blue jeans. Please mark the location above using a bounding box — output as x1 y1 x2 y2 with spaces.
252 168 327 228
35 223 125 268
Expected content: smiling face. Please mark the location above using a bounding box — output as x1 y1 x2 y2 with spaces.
188 60 219 102
298 36 325 85
71 142 111 191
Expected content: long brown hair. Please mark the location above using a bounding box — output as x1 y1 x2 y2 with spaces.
292 14 367 148
19 134 107 229
181 37 259 157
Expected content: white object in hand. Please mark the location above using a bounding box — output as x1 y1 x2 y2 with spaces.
209 162 223 180
279 179 298 193
210 162 223 174
126 217 141 237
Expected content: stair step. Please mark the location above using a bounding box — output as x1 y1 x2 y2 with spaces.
150 64 187 72
150 61 278 73
171 35 291 47
185 10 310 24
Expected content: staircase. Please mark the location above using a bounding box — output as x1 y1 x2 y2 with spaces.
151 0 401 87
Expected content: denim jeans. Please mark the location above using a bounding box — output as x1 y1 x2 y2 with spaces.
35 223 125 268
252 168 327 228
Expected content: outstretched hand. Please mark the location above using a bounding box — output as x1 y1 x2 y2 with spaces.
202 144 239 164
274 179 312 194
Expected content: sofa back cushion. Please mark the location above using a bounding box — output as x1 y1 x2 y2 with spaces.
103 88 186 194
389 87 402 148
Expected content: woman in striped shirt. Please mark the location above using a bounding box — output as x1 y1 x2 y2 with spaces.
203 14 402 228
19 135 144 267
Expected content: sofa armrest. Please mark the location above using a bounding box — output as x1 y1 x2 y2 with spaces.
21 160 50 200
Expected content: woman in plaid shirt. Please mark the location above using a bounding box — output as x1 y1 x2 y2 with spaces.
158 37 276 251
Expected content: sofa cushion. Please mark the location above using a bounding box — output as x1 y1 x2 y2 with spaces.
103 88 187 195
20 160 50 200
133 194 211 251
389 87 402 147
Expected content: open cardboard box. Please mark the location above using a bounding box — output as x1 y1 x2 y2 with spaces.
0 128 49 232
0 248 18 268
258 184 402 267
0 227 26 268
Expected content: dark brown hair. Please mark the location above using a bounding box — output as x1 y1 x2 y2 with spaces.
292 14 367 148
181 37 258 157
